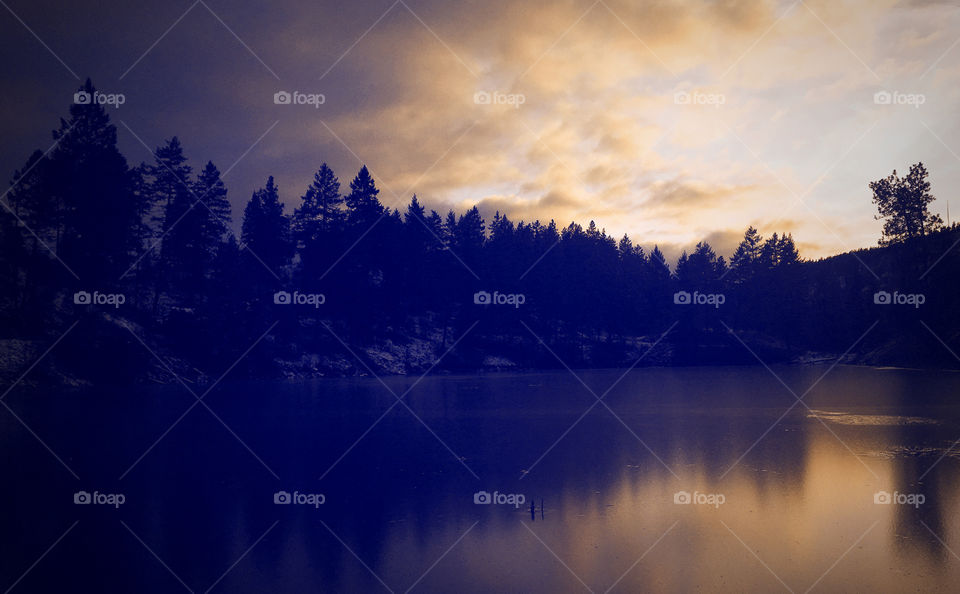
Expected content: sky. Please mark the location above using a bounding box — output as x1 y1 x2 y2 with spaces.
1 0 959 263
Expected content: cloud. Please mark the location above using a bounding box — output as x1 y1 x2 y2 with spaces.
472 190 586 226
642 179 757 211
1 0 959 260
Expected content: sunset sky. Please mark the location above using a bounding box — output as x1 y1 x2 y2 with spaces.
2 0 958 261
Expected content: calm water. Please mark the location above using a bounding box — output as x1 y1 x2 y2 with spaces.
3 366 960 592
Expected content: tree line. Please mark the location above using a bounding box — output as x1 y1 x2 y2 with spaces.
1 80 957 381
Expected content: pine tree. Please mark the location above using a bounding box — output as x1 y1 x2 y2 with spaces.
586 220 600 238
344 165 384 227
647 245 670 281
730 226 763 282
193 161 232 249
760 233 780 269
241 176 293 274
426 209 445 246
677 241 720 286
152 138 190 193
778 233 800 266
489 211 515 244
454 206 486 267
674 251 689 280
870 162 943 245
404 195 426 224
443 210 458 248
618 234 633 259
293 163 342 246
155 138 201 304
39 79 141 283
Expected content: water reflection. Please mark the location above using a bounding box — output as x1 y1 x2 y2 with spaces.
3 366 960 592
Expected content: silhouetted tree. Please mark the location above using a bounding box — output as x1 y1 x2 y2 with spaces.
241 176 292 276
293 163 343 244
676 241 722 286
155 144 229 309
759 232 781 270
778 234 800 266
39 79 141 284
647 246 670 282
730 226 763 282
344 165 384 228
870 162 942 245
8 84 960 380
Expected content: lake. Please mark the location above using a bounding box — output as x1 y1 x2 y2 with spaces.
3 365 960 592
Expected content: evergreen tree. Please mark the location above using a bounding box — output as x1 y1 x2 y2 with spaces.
293 163 342 246
404 195 426 225
778 233 800 266
730 226 763 282
192 162 231 246
344 165 384 227
487 211 519 282
43 79 141 283
155 139 201 304
241 176 293 275
759 233 781 269
148 137 193 242
676 241 720 286
454 206 486 268
426 209 445 241
443 210 458 247
870 162 943 245
647 245 670 282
